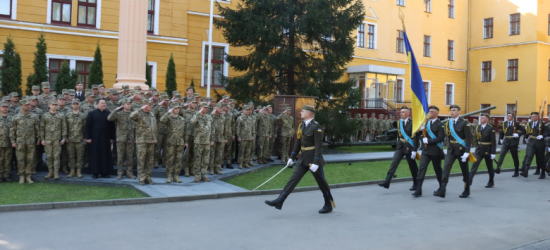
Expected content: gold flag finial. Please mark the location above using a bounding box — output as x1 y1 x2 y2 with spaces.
399 8 406 32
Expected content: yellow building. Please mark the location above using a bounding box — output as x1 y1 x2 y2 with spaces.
0 0 547 118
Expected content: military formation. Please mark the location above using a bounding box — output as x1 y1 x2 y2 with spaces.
0 82 296 185
354 112 395 142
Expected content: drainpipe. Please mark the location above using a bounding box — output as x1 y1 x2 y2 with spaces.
466 0 471 113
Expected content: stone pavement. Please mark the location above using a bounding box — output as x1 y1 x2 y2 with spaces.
0 174 548 250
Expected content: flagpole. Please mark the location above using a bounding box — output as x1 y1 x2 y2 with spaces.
206 0 215 98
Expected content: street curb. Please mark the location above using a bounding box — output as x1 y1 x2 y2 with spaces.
0 167 526 213
506 237 550 250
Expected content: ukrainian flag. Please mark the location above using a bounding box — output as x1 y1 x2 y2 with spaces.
404 32 429 132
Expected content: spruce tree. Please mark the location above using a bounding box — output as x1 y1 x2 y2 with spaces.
70 69 79 88
189 78 196 93
88 43 104 89
54 60 72 94
145 61 152 87
25 34 48 95
0 36 22 97
165 53 177 98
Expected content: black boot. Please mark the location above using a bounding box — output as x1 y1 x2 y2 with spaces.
265 191 288 210
409 181 417 191
538 171 546 179
469 175 474 186
225 163 234 169
495 165 501 174
266 158 274 162
534 170 540 175
412 181 423 197
459 182 470 198
319 196 333 214
378 174 392 189
485 180 494 188
520 166 528 177
512 171 519 177
433 182 447 198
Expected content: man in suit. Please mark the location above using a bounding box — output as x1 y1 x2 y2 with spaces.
520 112 548 179
469 113 497 188
496 112 523 177
434 104 472 199
414 105 445 198
265 105 334 214
75 82 85 102
378 106 419 190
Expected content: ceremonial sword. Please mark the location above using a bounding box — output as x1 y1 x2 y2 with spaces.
252 161 292 191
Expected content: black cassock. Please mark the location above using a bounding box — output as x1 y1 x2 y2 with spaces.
86 108 115 175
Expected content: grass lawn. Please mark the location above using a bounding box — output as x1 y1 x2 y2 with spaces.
0 183 146 205
226 150 526 191
330 145 395 153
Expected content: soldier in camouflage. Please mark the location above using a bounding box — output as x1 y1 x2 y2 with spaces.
257 107 272 164
55 96 71 175
368 112 378 141
377 114 386 134
41 99 67 180
190 102 213 182
0 102 13 182
30 85 40 98
10 99 41 184
120 84 131 100
130 99 157 185
8 92 20 116
37 82 56 112
248 102 257 166
222 102 235 169
182 99 198 177
153 96 169 169
108 98 137 180
277 107 294 162
236 105 256 169
105 90 119 112
208 103 226 175
353 113 362 141
130 91 144 112
80 92 96 115
266 105 277 162
160 102 187 183
362 113 369 141
65 99 86 178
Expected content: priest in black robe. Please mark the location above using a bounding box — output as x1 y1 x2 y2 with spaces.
86 99 115 179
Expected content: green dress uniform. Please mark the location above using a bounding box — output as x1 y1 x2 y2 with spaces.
520 120 548 178
469 123 496 187
414 118 445 197
496 120 524 176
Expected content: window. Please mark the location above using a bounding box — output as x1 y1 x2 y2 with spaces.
507 59 518 81
147 0 155 33
510 13 520 35
447 40 454 61
49 59 63 90
0 55 3 81
77 0 97 27
367 24 375 49
52 0 72 24
423 81 430 101
482 61 492 82
397 0 405 7
357 23 365 48
76 61 92 89
484 18 493 39
445 83 454 105
396 30 404 53
395 79 403 102
0 0 11 18
448 0 454 18
506 104 516 113
547 105 550 117
423 35 431 57
480 104 491 114
424 0 431 13
204 46 225 87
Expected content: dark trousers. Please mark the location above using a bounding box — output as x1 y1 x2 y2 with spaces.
522 142 546 176
417 154 442 185
442 153 469 184
470 153 494 184
497 142 519 171
282 164 331 204
386 149 418 185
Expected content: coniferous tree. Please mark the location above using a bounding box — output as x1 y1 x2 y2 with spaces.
165 53 177 98
189 77 196 93
88 43 104 89
1 36 22 97
54 60 72 94
145 61 152 87
25 34 48 96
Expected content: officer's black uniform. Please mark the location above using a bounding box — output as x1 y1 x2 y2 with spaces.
469 123 496 187
496 119 524 176
414 118 445 197
520 119 548 179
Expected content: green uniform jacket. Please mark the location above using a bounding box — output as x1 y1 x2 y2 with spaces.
291 120 325 167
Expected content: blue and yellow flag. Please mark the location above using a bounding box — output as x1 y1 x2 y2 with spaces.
404 32 429 133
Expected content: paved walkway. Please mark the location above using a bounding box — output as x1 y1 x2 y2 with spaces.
0 175 548 250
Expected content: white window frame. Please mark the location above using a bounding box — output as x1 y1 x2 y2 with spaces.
200 41 229 87
147 61 157 88
424 0 431 13
152 0 160 35
447 40 454 61
47 0 102 29
396 77 405 102
448 0 454 19
46 54 94 71
509 13 520 36
423 80 431 103
4 0 17 20
396 0 405 7
483 18 493 39
358 21 377 50
445 82 455 106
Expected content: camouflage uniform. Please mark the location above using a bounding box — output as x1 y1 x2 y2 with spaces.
236 108 256 168
107 104 136 179
368 114 378 141
56 103 71 171
267 110 277 160
377 115 386 134
0 111 13 180
8 103 20 116
362 114 369 141
353 114 362 141
159 105 186 182
79 94 96 168
10 107 40 179
37 89 56 112
182 107 197 176
276 109 294 162
79 101 96 116
209 107 225 175
190 108 213 180
130 104 157 185
223 107 235 166
153 104 169 168
257 112 272 163
65 108 86 176
41 107 67 178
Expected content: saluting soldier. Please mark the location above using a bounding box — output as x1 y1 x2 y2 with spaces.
265 105 334 214
378 107 419 190
266 105 277 162
236 105 255 169
277 107 294 163
222 102 235 169
107 98 137 180
105 90 119 112
413 105 445 198
159 102 187 183
65 99 86 178
469 113 497 188
182 99 198 177
120 84 131 100
130 99 157 185
257 107 272 164
209 103 226 175
434 104 472 199
10 99 40 184
153 96 169 169
190 102 213 182
0 102 13 182
520 112 548 179
496 112 523 177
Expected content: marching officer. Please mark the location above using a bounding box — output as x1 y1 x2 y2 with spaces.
469 113 497 188
520 112 548 179
496 112 523 177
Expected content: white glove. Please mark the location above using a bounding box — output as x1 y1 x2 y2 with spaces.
490 154 495 160
461 153 470 162
309 164 319 172
499 140 503 144
420 125 425 130
548 147 550 152
537 135 543 140
287 159 294 166
512 133 519 138
422 138 428 144
411 151 417 160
